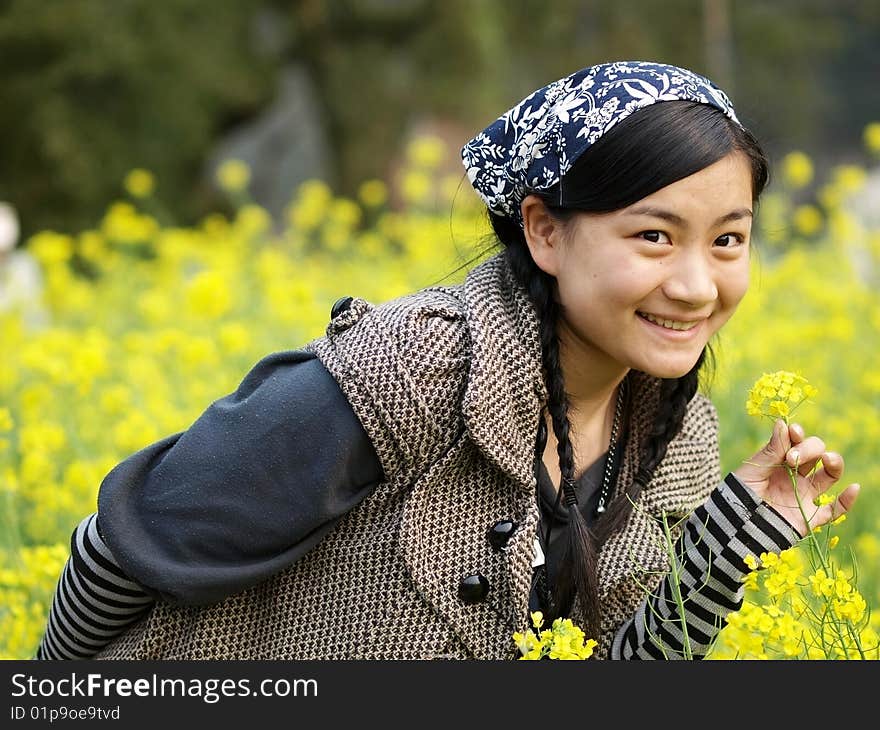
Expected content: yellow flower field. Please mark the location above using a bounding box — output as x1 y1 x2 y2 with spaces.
2 131 879 659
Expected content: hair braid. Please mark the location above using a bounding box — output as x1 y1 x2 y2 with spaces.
594 349 710 544
497 214 602 636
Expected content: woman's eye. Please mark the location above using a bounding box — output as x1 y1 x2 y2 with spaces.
639 230 669 244
715 233 745 247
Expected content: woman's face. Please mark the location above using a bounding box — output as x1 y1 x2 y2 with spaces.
527 151 754 380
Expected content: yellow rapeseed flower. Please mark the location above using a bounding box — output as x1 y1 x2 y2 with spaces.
216 159 251 193
781 151 814 189
329 198 362 230
288 180 333 232
358 179 389 208
401 170 432 205
234 204 272 238
185 270 232 320
792 205 823 236
863 122 880 155
0 407 13 432
101 202 159 243
218 322 251 355
513 612 597 659
124 168 155 198
406 136 446 168
831 165 867 195
745 370 817 423
28 231 74 266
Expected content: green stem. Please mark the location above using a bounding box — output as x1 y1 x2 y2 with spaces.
661 510 693 660
787 464 865 658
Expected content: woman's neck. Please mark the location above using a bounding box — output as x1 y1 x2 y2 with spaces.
556 324 629 421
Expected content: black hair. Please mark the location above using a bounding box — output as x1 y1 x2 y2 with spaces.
492 100 770 637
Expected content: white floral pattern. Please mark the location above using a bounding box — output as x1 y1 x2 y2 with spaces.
460 61 741 225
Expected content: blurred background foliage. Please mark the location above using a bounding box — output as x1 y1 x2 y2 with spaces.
1 0 879 241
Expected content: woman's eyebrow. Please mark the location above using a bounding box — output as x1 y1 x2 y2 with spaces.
624 205 753 227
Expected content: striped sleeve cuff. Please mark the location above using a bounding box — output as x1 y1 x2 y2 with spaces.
611 473 802 660
35 513 154 660
716 473 802 578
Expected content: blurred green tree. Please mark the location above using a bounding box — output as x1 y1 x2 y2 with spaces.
0 0 275 240
0 0 876 241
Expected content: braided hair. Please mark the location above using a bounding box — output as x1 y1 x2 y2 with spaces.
490 100 769 638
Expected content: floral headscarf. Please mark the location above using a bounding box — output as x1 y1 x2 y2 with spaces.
461 60 741 227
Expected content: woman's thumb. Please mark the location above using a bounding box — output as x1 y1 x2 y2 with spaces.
758 418 790 465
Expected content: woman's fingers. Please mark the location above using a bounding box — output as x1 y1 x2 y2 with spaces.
834 483 861 517
759 419 791 466
785 434 827 476
807 483 861 532
798 454 843 501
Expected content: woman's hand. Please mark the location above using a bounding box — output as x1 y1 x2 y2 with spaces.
733 419 860 538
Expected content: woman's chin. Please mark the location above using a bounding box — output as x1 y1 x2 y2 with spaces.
637 354 705 380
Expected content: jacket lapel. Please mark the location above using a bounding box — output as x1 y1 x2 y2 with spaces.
398 254 546 658
459 253 547 493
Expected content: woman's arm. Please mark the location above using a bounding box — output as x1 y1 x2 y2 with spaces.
96 349 383 606
610 473 799 659
611 420 858 660
36 513 153 659
36 349 384 659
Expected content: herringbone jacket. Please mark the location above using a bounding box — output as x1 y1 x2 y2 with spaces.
94 251 790 661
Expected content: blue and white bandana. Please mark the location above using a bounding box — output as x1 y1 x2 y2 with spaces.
461 60 741 226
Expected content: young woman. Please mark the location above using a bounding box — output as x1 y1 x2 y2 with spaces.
36 60 859 660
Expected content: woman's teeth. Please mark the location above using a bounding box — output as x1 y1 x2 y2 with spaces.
638 312 700 331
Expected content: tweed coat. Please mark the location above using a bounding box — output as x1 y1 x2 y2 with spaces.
95 251 722 661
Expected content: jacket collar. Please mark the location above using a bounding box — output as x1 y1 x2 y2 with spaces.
460 253 548 491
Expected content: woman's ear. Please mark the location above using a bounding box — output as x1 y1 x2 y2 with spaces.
521 194 564 277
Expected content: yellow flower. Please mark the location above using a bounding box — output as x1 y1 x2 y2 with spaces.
781 151 814 189
0 407 13 433
792 205 823 236
124 168 155 198
401 170 432 205
28 231 74 265
358 179 389 208
864 121 880 155
831 165 867 195
406 136 446 168
287 179 332 231
185 270 232 319
745 370 817 424
512 613 596 659
216 159 251 193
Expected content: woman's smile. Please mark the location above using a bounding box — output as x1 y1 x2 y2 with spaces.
636 311 705 337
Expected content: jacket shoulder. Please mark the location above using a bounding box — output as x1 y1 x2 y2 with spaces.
305 286 471 483
679 391 720 442
643 391 722 515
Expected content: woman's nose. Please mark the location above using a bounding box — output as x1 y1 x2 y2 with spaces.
661 249 718 305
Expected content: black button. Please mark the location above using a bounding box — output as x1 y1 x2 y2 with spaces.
458 574 490 604
488 520 517 551
331 296 354 319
